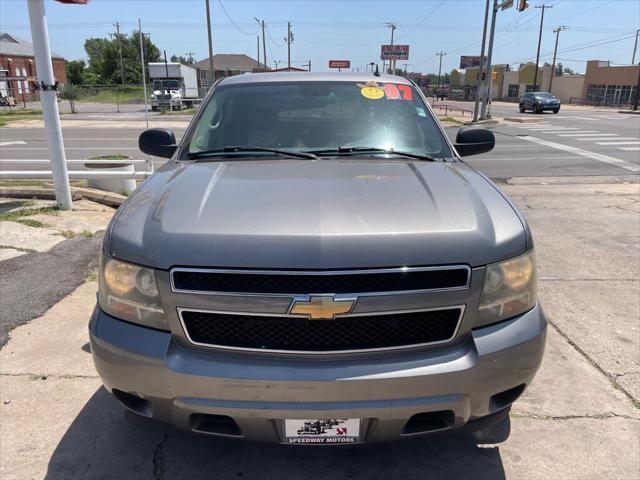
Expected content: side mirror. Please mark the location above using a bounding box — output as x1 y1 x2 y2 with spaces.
454 128 495 157
138 129 177 158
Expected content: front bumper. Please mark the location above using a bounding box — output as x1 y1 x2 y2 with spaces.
89 304 546 443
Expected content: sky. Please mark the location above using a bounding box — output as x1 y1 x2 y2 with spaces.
1 0 639 75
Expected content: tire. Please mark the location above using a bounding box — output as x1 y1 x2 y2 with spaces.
519 104 525 113
533 104 540 114
553 108 559 114
151 106 158 112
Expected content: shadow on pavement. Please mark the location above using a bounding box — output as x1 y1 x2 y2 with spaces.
45 388 507 480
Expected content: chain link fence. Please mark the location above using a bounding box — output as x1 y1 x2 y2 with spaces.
59 84 150 114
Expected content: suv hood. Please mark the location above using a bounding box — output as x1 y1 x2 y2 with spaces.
108 159 528 270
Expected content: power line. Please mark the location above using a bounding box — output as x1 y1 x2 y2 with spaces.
216 0 260 36
395 0 447 40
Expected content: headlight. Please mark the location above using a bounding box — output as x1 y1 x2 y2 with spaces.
477 251 537 326
98 253 168 330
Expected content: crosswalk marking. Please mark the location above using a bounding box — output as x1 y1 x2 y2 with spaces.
619 147 640 151
596 141 640 145
518 135 639 172
578 137 637 142
554 131 599 135
558 133 617 137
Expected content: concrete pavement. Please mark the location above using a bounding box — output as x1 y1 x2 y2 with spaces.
0 176 638 479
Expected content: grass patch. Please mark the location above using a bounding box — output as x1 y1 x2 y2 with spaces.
60 229 94 239
16 218 47 228
160 107 197 115
87 153 130 160
0 206 58 222
0 245 36 253
0 108 43 127
0 180 47 187
438 115 466 125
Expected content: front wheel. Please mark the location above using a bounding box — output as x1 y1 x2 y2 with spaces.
533 104 540 114
553 108 559 114
519 104 525 113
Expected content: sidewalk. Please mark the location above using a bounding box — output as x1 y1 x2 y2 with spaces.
0 177 638 479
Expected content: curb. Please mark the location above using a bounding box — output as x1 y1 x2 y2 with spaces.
618 110 640 115
0 186 126 208
503 117 545 124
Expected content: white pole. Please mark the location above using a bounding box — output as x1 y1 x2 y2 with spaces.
481 0 498 120
139 19 149 130
27 0 73 210
473 0 491 123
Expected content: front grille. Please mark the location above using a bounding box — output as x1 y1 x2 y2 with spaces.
180 307 463 352
171 267 469 295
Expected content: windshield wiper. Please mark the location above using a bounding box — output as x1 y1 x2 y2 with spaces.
189 146 318 160
308 147 438 162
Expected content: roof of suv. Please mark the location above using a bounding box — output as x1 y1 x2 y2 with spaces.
218 71 414 86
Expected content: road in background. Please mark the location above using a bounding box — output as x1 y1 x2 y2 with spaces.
2 110 638 179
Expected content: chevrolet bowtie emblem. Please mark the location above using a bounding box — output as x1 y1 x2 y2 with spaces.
289 296 355 320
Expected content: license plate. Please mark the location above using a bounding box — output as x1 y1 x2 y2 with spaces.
284 418 360 444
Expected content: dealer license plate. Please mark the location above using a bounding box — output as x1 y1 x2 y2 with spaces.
284 418 360 444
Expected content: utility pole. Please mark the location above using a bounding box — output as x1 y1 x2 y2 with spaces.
205 0 215 86
111 22 126 85
632 29 639 65
185 51 195 64
473 0 491 122
534 5 552 90
302 60 311 71
256 36 260 71
138 19 149 129
436 51 446 100
274 59 281 69
385 22 396 74
549 26 567 93
27 0 72 209
286 22 293 69
480 0 498 119
255 18 267 69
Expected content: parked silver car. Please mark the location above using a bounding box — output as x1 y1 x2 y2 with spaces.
90 72 546 444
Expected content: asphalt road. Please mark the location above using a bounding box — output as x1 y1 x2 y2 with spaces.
1 108 639 179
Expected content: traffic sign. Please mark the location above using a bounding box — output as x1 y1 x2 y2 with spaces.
380 45 409 61
329 60 350 69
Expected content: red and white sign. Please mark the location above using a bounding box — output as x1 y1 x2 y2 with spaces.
329 60 351 69
380 45 409 61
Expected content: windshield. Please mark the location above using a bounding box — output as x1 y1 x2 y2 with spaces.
535 93 554 99
186 81 452 158
153 80 180 90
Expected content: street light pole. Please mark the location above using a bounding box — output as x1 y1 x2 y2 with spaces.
253 17 267 70
27 0 72 209
533 5 552 90
473 0 491 123
205 0 215 85
549 26 567 93
256 36 260 71
632 29 639 65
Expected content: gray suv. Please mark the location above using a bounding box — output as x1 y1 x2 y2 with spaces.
519 92 561 114
90 72 546 444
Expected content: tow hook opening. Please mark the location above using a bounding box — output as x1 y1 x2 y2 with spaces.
490 383 527 412
401 410 456 435
112 389 152 418
190 413 242 437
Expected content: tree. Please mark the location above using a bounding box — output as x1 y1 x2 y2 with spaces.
83 31 161 84
170 55 194 65
66 60 86 85
563 66 576 75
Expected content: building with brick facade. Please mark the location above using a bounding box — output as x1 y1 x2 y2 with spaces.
0 32 67 102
